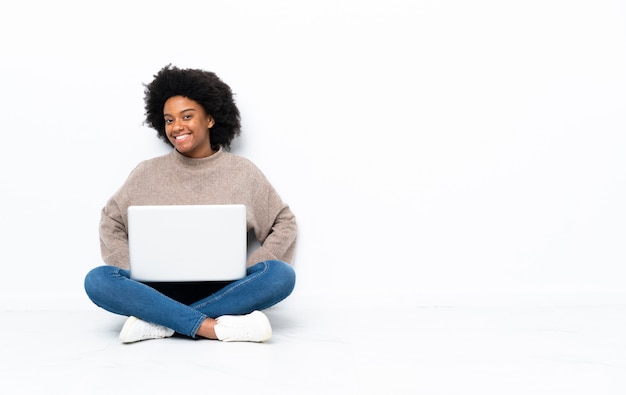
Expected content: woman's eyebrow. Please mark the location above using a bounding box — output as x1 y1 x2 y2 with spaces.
164 108 196 117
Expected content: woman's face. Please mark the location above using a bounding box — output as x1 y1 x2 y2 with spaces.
163 96 215 158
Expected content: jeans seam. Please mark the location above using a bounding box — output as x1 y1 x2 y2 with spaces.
190 313 208 338
191 261 270 312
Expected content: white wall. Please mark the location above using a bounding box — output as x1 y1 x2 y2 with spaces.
1 0 625 309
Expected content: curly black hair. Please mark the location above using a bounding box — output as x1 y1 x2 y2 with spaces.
143 65 241 150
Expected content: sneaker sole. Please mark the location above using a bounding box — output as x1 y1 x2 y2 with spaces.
252 311 272 342
119 316 140 343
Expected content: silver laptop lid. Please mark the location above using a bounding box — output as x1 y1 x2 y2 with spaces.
127 204 247 282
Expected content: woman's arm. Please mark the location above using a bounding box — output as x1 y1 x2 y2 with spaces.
247 182 297 266
99 197 131 269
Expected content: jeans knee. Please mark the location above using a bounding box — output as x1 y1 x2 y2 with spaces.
267 260 296 297
84 266 103 302
84 265 124 303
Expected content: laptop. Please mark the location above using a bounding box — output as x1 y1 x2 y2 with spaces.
127 204 247 282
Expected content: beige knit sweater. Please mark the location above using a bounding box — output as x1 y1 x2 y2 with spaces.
99 148 297 270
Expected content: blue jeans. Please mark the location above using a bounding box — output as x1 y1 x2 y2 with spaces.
84 260 296 338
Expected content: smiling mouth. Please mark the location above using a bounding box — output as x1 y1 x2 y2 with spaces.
174 134 191 141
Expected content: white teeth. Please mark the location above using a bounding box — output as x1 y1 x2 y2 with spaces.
175 134 188 140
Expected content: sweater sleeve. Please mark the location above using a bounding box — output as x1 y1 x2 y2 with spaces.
247 185 297 266
99 195 131 269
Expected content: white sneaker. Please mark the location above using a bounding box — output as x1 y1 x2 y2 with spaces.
119 316 175 343
214 311 272 342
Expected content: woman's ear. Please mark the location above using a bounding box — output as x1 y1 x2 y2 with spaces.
207 115 215 129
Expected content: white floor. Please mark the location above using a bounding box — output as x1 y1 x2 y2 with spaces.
2 297 626 395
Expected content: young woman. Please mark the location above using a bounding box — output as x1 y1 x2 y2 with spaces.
84 65 297 343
